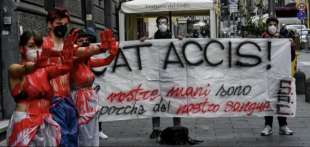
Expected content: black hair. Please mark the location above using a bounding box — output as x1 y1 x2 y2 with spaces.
156 16 169 24
77 29 88 38
47 8 70 23
75 29 97 43
288 30 297 38
19 31 43 47
266 17 279 25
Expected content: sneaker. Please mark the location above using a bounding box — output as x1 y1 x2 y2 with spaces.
149 129 161 139
187 138 204 145
99 132 108 139
279 126 294 135
261 125 273 136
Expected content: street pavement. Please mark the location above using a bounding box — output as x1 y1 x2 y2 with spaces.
99 51 310 147
298 49 310 77
99 95 310 147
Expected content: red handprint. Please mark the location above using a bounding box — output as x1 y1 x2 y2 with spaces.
63 28 79 59
99 28 119 56
35 49 49 68
108 39 119 56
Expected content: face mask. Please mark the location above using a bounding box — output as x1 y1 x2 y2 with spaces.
80 42 90 47
158 24 168 32
25 47 42 61
268 25 277 35
53 25 68 38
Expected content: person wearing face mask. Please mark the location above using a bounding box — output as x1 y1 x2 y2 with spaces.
147 16 182 139
43 8 109 146
262 17 280 38
200 29 208 38
7 31 72 146
42 8 80 147
84 27 110 140
192 29 200 38
154 16 172 39
71 28 118 146
260 16 294 136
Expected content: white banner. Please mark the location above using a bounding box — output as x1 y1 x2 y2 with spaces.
121 0 214 13
94 38 296 122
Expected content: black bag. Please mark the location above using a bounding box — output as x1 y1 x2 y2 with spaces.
160 126 204 145
159 126 189 145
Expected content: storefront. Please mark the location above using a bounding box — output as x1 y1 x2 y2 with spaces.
119 0 217 41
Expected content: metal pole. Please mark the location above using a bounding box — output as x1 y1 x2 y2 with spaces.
104 0 113 28
169 11 172 38
269 0 274 16
83 0 95 29
0 0 4 119
307 0 310 28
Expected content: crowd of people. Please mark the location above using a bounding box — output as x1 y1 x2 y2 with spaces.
7 8 117 146
5 6 297 146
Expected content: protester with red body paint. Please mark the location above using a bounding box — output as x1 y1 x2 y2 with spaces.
7 31 72 146
44 8 116 146
42 8 80 146
71 28 118 146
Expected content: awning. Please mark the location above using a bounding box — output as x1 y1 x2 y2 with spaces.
121 0 214 14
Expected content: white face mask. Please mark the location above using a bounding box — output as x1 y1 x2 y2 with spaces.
268 25 277 35
158 24 168 32
25 47 42 61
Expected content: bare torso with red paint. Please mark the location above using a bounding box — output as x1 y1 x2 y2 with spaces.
22 68 53 100
72 62 95 89
43 36 71 97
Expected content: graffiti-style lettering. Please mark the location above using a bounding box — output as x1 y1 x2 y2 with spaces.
163 42 185 69
276 79 293 115
100 103 146 115
215 84 252 97
224 101 270 115
182 40 204 66
106 84 160 103
176 99 220 114
112 48 132 72
166 85 211 98
122 43 153 70
153 97 171 113
235 41 262 67
203 40 224 66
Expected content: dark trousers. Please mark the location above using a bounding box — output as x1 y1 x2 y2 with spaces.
264 116 287 127
152 117 181 130
50 96 78 147
99 122 102 131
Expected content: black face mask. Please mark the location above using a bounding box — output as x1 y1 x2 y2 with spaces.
53 25 68 38
80 42 90 47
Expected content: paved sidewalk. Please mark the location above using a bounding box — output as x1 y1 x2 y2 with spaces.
100 95 310 147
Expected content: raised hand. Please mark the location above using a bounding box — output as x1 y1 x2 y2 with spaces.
99 29 113 51
99 29 119 56
34 50 49 68
60 47 74 67
63 28 79 59
108 39 119 56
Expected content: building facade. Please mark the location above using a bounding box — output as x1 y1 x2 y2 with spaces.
0 0 121 119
